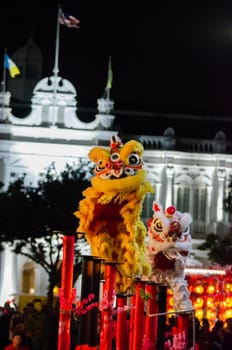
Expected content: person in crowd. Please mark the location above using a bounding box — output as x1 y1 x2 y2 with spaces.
8 311 25 341
22 302 48 350
208 342 222 350
210 320 224 349
47 307 59 350
70 312 79 350
0 306 11 350
221 317 232 350
198 318 212 350
4 332 29 350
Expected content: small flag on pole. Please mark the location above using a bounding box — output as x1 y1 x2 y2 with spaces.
105 57 113 90
4 53 20 78
59 10 80 29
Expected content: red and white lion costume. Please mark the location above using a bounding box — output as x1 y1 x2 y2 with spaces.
145 202 193 312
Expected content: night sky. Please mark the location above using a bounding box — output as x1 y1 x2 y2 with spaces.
1 0 232 137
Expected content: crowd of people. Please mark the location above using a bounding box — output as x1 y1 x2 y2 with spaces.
0 301 59 350
194 317 232 350
162 315 232 349
1 299 232 350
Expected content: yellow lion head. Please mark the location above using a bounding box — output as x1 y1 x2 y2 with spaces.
89 135 147 193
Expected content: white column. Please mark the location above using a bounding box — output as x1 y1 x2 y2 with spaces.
155 182 161 202
0 157 9 191
51 105 59 126
206 185 212 224
216 168 226 222
0 247 19 305
165 164 174 208
173 184 178 207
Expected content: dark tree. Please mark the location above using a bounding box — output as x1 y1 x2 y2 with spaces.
13 232 89 307
0 161 92 240
198 232 232 266
224 176 232 214
0 161 92 306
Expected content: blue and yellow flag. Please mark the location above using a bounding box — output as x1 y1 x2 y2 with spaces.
4 53 20 78
105 57 113 90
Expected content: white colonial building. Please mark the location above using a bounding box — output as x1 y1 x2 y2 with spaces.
0 43 232 307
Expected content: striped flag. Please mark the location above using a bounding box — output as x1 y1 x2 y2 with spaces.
59 10 80 29
4 53 20 78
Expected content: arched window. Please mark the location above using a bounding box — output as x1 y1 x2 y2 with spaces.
21 262 35 294
193 186 207 221
177 186 190 212
41 104 50 124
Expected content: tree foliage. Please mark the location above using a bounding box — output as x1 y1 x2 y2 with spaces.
198 232 232 266
0 161 92 241
223 175 232 214
0 161 92 306
12 233 89 307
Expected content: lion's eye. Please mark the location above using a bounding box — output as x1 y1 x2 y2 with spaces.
152 219 163 232
128 153 140 166
111 152 120 162
96 160 105 171
124 168 135 175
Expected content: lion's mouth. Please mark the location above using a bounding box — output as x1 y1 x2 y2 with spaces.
108 173 127 179
98 168 137 179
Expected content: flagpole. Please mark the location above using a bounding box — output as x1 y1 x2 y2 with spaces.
1 49 7 121
53 5 61 86
51 5 62 125
2 49 7 97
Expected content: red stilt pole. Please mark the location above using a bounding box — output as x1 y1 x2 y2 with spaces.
172 326 178 349
132 281 146 350
177 314 189 349
58 234 75 350
156 285 168 350
99 263 116 350
129 295 136 350
116 295 128 350
172 314 190 350
77 256 102 350
142 283 158 350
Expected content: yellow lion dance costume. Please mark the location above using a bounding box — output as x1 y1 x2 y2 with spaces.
74 136 153 293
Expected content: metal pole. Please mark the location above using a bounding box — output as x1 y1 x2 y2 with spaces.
51 5 61 126
1 49 7 121
53 6 61 98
